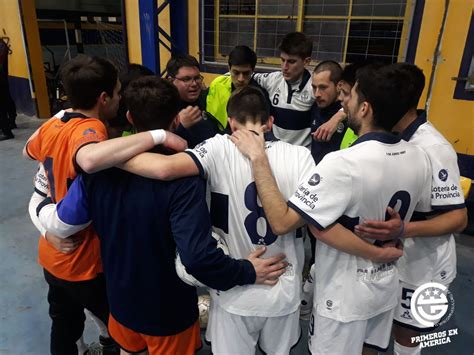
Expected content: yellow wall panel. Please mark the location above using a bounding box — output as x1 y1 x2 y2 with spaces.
202 72 220 86
20 0 50 117
424 0 474 154
124 0 142 64
413 0 446 108
0 0 29 78
188 0 200 59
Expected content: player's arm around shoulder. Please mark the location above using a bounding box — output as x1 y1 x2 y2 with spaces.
118 151 199 181
75 124 187 174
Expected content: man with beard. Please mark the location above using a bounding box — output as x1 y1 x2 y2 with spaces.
230 64 434 355
310 60 348 164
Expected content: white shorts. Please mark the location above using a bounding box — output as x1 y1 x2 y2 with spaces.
208 303 301 355
393 280 451 332
308 307 395 355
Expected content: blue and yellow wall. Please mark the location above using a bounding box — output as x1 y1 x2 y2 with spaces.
1 0 472 160
413 0 473 156
122 0 473 156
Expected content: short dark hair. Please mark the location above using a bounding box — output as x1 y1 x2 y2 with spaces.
228 45 257 69
340 60 383 87
60 55 118 110
391 62 425 109
279 32 313 59
165 54 200 78
119 63 154 89
109 64 154 128
227 86 270 125
314 60 342 84
124 76 180 132
355 65 412 131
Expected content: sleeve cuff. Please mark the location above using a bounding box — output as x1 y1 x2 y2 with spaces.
432 203 466 211
287 200 325 230
239 259 256 284
184 151 205 178
37 197 53 216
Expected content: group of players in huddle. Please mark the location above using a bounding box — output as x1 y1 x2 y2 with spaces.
23 31 467 355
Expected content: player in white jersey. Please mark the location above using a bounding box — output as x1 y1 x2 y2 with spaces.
77 86 312 354
231 65 434 355
252 32 312 147
354 63 467 355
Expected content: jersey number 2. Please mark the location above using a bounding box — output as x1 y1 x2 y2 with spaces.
386 190 411 220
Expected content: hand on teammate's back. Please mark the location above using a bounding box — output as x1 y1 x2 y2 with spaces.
179 106 202 129
230 128 266 162
162 131 188 152
247 247 288 285
45 232 84 254
355 207 404 241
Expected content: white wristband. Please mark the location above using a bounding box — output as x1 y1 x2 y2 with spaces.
149 129 166 145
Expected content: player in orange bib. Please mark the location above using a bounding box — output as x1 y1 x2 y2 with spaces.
24 55 186 355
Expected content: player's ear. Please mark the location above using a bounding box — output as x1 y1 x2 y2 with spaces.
169 115 180 131
304 57 311 66
99 91 108 106
228 116 237 132
125 110 134 126
360 101 369 117
264 116 274 132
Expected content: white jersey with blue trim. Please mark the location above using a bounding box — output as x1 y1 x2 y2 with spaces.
186 134 314 317
253 71 314 148
288 132 433 322
398 112 465 286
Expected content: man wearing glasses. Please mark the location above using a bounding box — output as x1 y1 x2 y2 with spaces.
166 54 222 147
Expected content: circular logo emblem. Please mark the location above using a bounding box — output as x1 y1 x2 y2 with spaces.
308 173 321 186
326 300 333 307
337 121 345 133
410 282 454 327
438 169 448 182
301 91 309 102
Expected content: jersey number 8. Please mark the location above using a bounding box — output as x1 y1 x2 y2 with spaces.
244 182 277 246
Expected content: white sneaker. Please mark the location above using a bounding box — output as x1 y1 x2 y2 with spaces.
198 294 211 328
